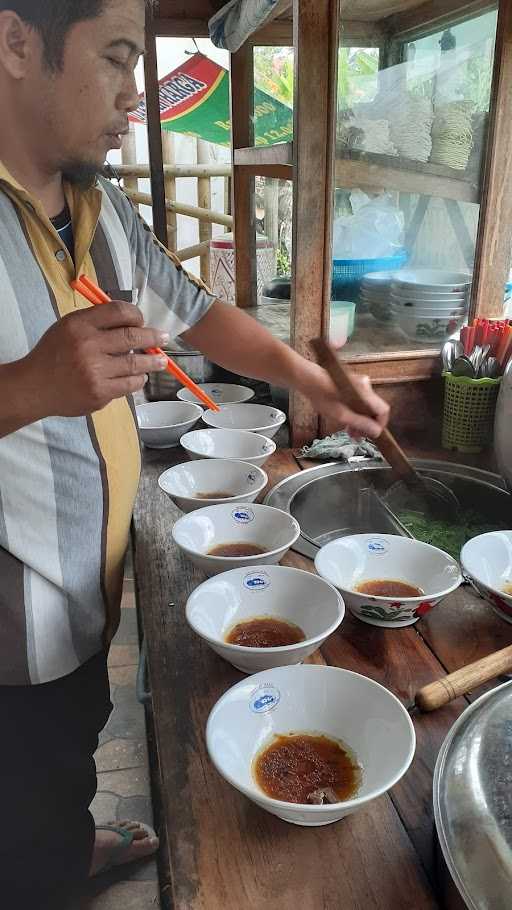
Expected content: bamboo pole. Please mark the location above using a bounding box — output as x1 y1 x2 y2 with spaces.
114 164 232 179
264 177 280 254
123 189 233 228
176 240 210 262
162 130 178 250
121 125 139 210
196 138 212 283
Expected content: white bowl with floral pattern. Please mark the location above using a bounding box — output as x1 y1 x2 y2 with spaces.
315 534 462 627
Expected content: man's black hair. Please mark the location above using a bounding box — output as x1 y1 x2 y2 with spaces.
0 1 154 71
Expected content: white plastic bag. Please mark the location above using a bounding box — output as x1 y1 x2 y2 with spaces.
332 190 404 259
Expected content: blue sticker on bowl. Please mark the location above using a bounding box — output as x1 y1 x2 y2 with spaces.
246 472 257 486
250 683 281 714
211 388 222 397
367 538 389 555
232 507 255 524
244 571 271 592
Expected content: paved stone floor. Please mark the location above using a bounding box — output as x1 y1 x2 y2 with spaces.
80 556 161 910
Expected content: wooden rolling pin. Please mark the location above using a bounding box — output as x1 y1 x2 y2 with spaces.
413 644 512 712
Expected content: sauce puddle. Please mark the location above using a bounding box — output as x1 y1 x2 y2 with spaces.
208 543 266 558
355 579 423 598
254 733 362 805
225 616 306 648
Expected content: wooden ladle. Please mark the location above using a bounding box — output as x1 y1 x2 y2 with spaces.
310 338 460 520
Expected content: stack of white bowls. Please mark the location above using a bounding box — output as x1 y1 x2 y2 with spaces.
360 271 398 323
390 269 471 343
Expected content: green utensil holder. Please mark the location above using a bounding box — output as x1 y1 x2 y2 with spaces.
442 371 501 454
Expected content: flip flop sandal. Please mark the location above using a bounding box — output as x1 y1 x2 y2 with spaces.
93 822 158 877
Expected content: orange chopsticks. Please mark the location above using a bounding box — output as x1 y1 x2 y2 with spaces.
71 275 220 412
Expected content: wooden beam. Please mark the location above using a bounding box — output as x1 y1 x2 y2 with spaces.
340 21 388 45
143 11 168 245
234 144 293 167
153 18 211 38
386 0 495 39
248 20 294 45
290 0 340 445
114 164 232 179
230 44 257 308
335 154 479 203
471 0 512 319
123 190 233 228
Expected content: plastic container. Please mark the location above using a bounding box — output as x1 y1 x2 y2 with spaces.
332 250 408 302
210 233 276 306
442 371 501 454
329 301 356 348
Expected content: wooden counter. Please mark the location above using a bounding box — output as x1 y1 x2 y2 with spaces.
132 446 510 910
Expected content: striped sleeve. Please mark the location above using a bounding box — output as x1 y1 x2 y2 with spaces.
99 179 217 340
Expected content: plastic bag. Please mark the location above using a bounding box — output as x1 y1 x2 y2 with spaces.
332 190 404 259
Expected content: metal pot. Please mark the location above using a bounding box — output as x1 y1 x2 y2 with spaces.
433 681 512 909
145 348 216 401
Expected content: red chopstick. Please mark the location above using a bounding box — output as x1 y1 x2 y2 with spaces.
71 275 220 412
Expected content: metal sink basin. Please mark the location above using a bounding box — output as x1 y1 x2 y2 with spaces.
264 459 510 559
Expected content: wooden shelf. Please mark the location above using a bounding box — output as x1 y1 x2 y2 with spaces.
335 148 480 203
233 143 294 178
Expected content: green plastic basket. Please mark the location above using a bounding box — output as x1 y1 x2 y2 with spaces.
442 371 501 454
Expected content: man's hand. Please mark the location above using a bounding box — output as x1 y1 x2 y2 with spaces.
23 302 170 418
302 365 389 439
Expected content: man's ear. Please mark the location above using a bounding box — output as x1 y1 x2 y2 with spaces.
0 12 36 79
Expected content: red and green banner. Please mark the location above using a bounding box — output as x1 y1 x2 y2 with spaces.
129 53 292 147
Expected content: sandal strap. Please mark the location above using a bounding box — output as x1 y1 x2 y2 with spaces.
95 824 135 869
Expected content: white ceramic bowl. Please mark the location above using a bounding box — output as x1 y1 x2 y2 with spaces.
389 294 467 313
177 383 255 406
315 533 462 627
361 270 398 286
135 401 203 448
392 306 466 318
206 664 416 826
393 270 471 292
460 531 512 624
158 459 268 513
186 565 345 673
181 428 276 468
391 288 467 304
201 404 287 439
396 312 465 343
172 502 301 576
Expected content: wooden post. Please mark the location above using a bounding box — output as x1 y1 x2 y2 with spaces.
121 125 139 210
196 138 213 284
471 0 512 319
290 0 340 445
264 178 280 259
230 44 257 308
162 130 178 251
143 9 168 245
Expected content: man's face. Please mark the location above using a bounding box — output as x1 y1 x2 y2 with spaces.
24 0 145 174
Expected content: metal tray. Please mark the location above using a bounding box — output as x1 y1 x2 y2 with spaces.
264 459 509 559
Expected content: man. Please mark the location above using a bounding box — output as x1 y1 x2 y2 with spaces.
0 0 389 906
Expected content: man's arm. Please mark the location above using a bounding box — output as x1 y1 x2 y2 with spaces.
182 300 389 438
